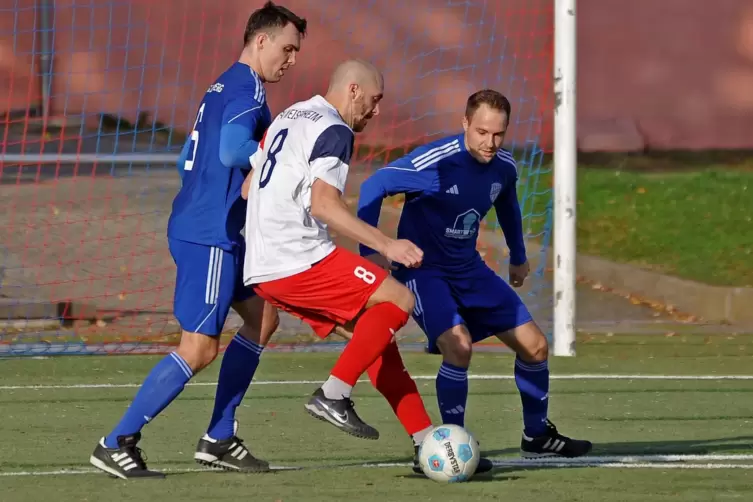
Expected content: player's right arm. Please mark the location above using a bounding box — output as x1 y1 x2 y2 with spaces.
356 155 440 256
308 125 423 268
312 180 422 268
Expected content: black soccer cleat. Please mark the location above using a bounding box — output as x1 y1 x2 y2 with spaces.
194 433 270 473
520 420 593 458
412 444 494 476
89 433 165 479
304 387 379 440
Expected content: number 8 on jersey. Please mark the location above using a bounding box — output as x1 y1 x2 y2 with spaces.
259 128 288 188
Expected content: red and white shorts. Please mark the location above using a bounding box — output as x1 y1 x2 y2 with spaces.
253 247 389 338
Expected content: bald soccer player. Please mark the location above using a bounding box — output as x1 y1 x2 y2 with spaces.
242 59 435 444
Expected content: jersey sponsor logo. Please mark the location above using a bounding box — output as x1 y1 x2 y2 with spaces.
206 83 224 93
490 182 502 202
445 209 480 239
277 108 324 122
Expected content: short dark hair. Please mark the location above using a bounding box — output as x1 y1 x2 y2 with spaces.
243 1 307 46
465 89 512 121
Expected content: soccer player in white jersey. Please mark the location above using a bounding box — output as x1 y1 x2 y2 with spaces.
89 2 306 479
243 60 436 443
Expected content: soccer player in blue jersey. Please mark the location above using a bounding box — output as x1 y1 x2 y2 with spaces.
89 2 307 479
357 89 593 461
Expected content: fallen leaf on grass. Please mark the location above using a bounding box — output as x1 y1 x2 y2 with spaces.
575 275 701 322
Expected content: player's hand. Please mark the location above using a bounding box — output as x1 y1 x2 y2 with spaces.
241 172 253 200
366 253 396 271
383 239 423 268
509 261 530 288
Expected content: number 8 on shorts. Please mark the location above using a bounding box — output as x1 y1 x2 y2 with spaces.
354 266 376 284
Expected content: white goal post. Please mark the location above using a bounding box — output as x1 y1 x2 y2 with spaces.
553 0 577 356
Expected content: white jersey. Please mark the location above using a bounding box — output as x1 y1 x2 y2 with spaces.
243 95 354 284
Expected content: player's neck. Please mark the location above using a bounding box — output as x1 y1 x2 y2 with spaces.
238 50 265 82
322 93 352 128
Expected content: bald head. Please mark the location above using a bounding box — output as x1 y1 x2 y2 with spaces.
327 59 383 94
324 59 384 132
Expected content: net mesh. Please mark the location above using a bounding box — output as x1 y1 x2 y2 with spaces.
0 0 553 355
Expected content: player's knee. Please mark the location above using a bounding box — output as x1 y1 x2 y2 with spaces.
234 297 279 346
176 331 219 372
517 327 549 363
389 282 416 315
531 335 549 362
260 304 280 344
398 289 416 316
437 327 473 367
370 277 415 315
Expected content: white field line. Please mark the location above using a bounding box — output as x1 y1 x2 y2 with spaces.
2 374 753 391
4 455 753 477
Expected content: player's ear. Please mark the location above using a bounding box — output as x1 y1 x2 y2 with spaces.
349 83 360 100
256 32 269 50
462 115 469 132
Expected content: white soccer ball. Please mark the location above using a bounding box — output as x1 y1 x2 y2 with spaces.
418 424 481 483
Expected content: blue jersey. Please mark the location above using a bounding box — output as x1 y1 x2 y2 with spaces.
357 133 526 272
167 62 272 250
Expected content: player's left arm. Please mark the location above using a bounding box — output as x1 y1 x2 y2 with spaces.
493 173 529 286
218 96 264 169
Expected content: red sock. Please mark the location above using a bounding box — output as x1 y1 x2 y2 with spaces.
331 302 409 385
368 340 433 436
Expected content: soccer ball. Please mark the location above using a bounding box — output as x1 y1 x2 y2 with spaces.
417 424 481 483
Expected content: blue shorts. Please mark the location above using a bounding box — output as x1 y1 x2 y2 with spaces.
168 238 256 336
394 263 532 354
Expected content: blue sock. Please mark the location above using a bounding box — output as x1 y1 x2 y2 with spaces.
514 356 550 437
104 352 193 448
436 361 468 426
206 334 264 440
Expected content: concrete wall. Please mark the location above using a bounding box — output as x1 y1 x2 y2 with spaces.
1 0 752 151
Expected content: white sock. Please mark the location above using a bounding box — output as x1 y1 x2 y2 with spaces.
321 375 353 399
412 426 434 446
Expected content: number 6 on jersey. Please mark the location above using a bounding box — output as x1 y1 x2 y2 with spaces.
183 103 205 171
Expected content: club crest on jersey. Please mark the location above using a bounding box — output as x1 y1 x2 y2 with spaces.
445 209 480 240
490 182 502 202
